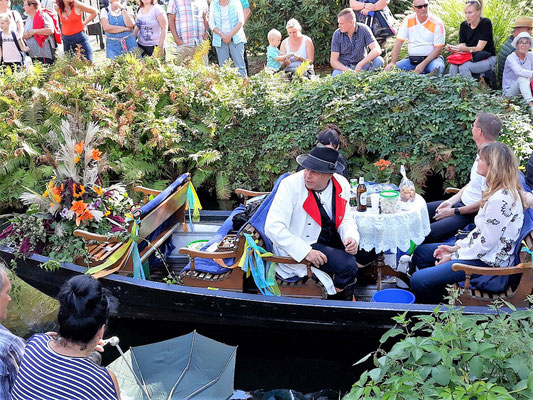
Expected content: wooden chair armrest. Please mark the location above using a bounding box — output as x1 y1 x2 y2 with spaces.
235 189 270 204
262 255 307 265
451 262 532 276
134 185 162 204
178 247 240 259
133 186 162 196
444 187 460 195
73 230 122 243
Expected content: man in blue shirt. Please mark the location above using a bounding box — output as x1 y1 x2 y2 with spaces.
0 264 24 400
330 8 384 76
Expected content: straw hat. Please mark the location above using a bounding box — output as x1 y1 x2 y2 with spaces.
514 17 533 29
511 32 533 50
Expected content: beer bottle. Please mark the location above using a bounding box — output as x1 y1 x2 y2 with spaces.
357 176 367 212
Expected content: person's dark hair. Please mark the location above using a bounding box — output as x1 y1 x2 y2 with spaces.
56 0 73 14
317 124 341 149
57 275 109 347
138 0 154 7
476 112 502 141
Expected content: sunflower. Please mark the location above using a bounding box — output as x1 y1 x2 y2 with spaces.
73 183 85 198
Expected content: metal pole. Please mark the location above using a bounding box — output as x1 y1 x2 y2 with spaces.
105 337 152 400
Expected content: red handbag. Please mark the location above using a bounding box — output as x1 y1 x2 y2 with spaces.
530 80 533 91
447 52 473 65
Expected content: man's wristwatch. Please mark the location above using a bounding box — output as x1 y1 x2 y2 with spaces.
454 206 461 216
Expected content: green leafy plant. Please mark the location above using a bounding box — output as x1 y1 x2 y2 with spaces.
346 294 533 399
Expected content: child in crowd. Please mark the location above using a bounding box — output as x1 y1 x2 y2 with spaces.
0 13 29 67
266 29 290 71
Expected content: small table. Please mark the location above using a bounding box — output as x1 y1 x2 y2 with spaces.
353 194 431 289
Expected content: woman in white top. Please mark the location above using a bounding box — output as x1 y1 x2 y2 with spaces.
280 18 314 74
411 142 525 304
502 32 533 112
134 0 167 57
209 0 247 77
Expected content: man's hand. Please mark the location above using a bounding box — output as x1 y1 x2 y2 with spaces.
361 8 369 15
174 37 185 46
202 32 208 41
355 61 364 72
305 249 328 267
344 237 358 255
434 206 454 221
414 63 425 74
384 63 395 71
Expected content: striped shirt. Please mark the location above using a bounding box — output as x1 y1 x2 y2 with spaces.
167 0 208 47
11 333 118 400
0 325 25 400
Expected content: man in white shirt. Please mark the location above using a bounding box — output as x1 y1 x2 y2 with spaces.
424 112 502 243
265 146 359 299
384 0 445 74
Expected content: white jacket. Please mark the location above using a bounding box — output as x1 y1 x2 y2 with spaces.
265 171 359 294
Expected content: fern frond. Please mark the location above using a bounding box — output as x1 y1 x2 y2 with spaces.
192 168 212 188
189 150 221 167
215 171 231 200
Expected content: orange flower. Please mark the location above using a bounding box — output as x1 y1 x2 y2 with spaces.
76 209 94 226
73 183 85 198
91 148 102 161
93 185 103 196
74 141 85 155
374 159 391 171
74 156 81 164
70 200 87 215
50 184 63 203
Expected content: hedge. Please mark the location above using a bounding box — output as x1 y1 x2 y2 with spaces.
0 56 532 211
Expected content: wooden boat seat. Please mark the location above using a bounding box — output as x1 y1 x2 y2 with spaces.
73 174 191 279
179 188 327 299
451 230 533 307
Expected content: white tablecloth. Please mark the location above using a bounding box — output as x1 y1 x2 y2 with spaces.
354 194 431 253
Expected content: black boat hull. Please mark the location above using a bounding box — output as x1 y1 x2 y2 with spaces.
1 245 494 335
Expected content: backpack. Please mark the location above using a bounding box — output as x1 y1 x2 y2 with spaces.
40 9 62 44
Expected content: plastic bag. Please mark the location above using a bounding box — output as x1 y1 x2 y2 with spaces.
399 165 416 202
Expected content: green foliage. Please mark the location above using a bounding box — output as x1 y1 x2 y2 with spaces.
0 55 532 211
346 298 533 400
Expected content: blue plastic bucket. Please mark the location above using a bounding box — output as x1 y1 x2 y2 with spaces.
372 288 415 304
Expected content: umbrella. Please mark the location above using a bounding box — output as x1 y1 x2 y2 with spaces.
108 331 237 400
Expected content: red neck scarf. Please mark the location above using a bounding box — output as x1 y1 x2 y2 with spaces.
302 176 347 229
32 10 47 47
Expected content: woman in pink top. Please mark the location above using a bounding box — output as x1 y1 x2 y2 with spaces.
134 0 167 57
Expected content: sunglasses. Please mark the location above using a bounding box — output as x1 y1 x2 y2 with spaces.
414 4 429 9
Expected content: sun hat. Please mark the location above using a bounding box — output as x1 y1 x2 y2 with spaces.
511 32 533 50
513 17 533 29
296 146 345 174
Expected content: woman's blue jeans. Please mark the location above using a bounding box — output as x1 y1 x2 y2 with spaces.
411 242 488 304
215 41 246 77
62 31 93 62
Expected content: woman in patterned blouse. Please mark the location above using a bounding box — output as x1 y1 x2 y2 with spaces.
411 142 526 304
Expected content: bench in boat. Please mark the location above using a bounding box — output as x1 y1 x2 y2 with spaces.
178 187 327 298
73 173 190 279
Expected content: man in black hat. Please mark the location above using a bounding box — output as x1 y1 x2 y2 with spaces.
265 146 359 298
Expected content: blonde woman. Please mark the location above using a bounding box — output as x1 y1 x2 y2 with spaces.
411 142 525 303
280 18 314 74
447 0 496 77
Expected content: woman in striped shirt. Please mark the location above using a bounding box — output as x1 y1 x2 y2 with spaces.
11 275 121 400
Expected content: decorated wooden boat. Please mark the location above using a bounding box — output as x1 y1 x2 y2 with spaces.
3 172 529 338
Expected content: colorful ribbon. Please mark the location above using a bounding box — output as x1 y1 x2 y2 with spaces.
238 233 280 296
186 182 202 223
86 218 144 279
